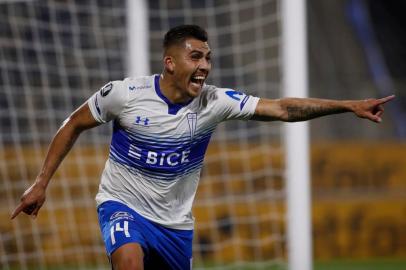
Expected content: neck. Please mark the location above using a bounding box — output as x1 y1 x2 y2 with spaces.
159 73 192 104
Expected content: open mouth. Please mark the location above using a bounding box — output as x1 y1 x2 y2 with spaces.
190 75 205 88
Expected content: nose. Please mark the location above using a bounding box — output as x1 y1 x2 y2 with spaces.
199 58 211 72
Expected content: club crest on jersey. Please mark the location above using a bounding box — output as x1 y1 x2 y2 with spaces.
187 113 197 140
100 82 113 97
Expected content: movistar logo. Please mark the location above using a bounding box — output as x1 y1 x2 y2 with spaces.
129 85 151 91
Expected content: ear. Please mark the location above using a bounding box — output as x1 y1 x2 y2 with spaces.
164 56 175 74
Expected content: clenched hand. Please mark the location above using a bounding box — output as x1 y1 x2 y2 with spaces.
351 95 395 123
11 181 46 219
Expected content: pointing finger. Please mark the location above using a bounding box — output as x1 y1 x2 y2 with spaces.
11 203 25 219
377 95 395 105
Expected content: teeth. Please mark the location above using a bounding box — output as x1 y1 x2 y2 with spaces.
193 76 205 80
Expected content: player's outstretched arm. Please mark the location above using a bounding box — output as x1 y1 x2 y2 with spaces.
11 103 100 219
251 95 395 123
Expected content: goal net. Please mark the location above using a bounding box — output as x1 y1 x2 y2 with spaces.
0 0 286 269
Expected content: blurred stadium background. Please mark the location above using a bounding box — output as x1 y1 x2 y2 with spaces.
1 0 405 269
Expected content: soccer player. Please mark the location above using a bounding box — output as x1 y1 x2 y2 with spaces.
11 25 394 270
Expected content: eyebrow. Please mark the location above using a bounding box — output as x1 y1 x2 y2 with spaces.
189 50 211 55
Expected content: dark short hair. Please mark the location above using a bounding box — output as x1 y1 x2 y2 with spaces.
163 25 208 50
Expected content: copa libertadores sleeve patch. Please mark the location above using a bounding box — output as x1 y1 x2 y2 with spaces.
100 82 113 97
87 80 129 123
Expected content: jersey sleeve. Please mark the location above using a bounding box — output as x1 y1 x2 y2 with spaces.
87 80 129 123
211 87 260 121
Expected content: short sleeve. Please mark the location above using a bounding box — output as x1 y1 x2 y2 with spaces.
212 88 259 121
87 80 129 123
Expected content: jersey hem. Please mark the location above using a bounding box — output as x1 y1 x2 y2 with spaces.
96 197 195 230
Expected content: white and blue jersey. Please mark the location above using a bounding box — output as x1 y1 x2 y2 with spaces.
88 74 259 230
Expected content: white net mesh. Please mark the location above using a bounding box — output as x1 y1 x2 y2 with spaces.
0 0 286 269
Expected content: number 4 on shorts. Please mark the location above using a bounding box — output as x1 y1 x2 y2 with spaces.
110 221 130 245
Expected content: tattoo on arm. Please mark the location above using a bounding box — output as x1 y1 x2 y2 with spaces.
284 99 348 122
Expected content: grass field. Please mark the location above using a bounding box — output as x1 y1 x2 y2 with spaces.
314 258 406 270
8 258 406 270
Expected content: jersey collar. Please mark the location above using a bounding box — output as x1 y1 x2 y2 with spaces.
154 75 194 115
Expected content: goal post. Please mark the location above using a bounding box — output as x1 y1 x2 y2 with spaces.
126 0 150 77
282 0 312 270
0 0 311 269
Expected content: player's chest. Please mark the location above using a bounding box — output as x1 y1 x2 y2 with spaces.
117 99 215 138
